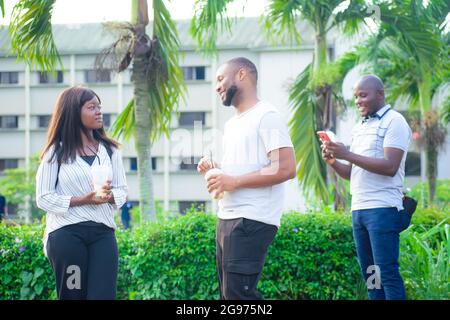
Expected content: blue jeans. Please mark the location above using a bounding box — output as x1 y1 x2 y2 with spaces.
352 207 411 300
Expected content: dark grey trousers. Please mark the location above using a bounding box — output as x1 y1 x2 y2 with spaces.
216 217 277 300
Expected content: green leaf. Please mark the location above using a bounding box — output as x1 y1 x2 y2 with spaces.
21 271 33 286
288 64 328 202
34 267 44 280
8 0 62 72
34 283 44 295
146 0 186 142
262 0 303 46
109 98 135 141
3 274 12 285
190 0 235 56
20 287 31 300
0 0 5 17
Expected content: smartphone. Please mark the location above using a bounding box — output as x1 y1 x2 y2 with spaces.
317 131 331 142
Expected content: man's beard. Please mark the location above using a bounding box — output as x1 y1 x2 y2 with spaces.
223 85 238 107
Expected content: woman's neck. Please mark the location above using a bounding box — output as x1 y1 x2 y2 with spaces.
81 131 97 147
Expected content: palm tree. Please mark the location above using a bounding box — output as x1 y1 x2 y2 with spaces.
8 0 186 222
190 0 369 208
341 0 450 205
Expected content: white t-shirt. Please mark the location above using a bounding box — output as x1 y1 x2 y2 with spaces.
218 101 294 227
350 105 412 211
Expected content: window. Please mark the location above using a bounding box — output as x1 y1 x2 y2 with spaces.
179 157 200 171
0 116 18 129
130 157 157 172
178 201 205 215
179 112 205 127
102 113 111 127
405 152 421 176
38 115 51 128
0 72 19 84
39 71 63 84
85 69 111 83
182 66 206 81
0 159 19 172
130 158 138 171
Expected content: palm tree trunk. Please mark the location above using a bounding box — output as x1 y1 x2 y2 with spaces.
424 110 439 205
418 75 437 205
426 138 438 204
131 0 156 222
314 28 345 209
132 55 156 222
314 32 328 73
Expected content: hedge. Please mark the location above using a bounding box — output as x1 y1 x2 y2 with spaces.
1 208 447 300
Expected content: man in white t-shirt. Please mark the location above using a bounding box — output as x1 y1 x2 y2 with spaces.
322 75 412 300
197 57 295 300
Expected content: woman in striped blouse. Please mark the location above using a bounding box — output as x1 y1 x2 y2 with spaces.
36 86 128 300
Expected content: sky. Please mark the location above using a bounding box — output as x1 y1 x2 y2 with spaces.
2 0 267 25
2 1 448 33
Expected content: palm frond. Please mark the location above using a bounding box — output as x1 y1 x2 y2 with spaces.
289 63 328 202
443 96 450 124
95 22 136 73
190 0 234 56
375 0 442 72
354 0 449 112
262 0 303 46
110 98 136 141
0 0 4 17
328 48 361 113
425 0 450 28
328 0 369 35
9 0 61 72
149 0 186 141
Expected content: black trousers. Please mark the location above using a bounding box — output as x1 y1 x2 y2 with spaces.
46 221 118 300
216 217 277 300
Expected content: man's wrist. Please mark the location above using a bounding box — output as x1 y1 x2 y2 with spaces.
342 151 353 163
233 176 241 190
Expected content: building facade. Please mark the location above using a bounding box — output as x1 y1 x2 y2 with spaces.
0 19 448 217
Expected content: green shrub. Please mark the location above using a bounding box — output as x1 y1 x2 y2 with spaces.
0 224 55 300
400 221 450 299
0 211 446 300
410 207 449 231
260 212 360 299
124 211 218 299
409 179 450 209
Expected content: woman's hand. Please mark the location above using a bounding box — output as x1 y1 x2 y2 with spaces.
70 181 113 207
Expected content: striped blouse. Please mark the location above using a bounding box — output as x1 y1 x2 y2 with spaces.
36 143 128 255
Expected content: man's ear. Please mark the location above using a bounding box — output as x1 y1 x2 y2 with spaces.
238 68 246 81
377 89 385 101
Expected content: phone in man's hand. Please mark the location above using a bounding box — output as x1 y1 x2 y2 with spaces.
317 130 336 142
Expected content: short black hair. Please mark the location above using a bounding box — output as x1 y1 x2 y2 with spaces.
226 57 258 83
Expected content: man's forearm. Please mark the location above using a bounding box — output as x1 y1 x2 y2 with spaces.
235 165 295 189
330 161 352 180
345 152 398 177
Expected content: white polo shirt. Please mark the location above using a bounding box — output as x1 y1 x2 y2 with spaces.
218 101 294 227
349 104 412 211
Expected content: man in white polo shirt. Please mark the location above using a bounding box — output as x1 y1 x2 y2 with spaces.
322 75 412 300
197 57 296 300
